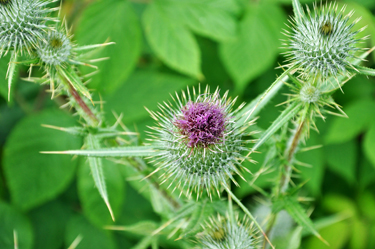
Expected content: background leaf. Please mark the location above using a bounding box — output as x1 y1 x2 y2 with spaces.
363 122 375 168
0 201 33 249
3 109 81 210
75 0 142 93
219 3 286 92
142 3 202 79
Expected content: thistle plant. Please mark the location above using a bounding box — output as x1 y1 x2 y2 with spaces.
2 0 375 248
147 86 255 199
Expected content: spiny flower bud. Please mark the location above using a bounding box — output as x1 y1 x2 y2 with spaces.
37 30 72 66
0 0 56 56
147 86 255 199
196 215 260 249
283 2 366 81
299 83 320 103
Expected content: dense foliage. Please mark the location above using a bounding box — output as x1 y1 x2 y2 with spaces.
1 0 375 248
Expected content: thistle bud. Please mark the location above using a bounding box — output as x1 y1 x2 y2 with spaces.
37 30 72 66
196 215 260 249
0 0 55 56
284 2 366 81
147 86 254 198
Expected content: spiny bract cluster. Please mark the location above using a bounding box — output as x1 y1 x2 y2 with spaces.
0 0 55 56
196 215 260 249
284 2 366 80
147 86 254 198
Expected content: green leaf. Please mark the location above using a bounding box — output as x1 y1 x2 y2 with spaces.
275 196 326 243
84 134 114 221
65 215 116 249
363 122 375 168
304 220 349 249
3 109 81 210
7 51 18 102
157 0 239 42
103 70 195 124
29 201 71 249
325 141 357 184
0 201 33 249
143 3 202 79
75 0 141 93
219 3 286 91
0 53 18 102
78 158 125 227
325 99 375 144
45 145 158 157
251 102 303 153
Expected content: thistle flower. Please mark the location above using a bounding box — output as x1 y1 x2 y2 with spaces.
147 86 255 199
283 2 367 81
0 0 56 56
196 215 260 249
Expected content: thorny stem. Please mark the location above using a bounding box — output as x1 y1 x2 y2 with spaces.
263 107 308 249
66 81 100 127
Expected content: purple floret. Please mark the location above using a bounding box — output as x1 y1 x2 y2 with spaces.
175 101 226 148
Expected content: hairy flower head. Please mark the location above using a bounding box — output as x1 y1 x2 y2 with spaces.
147 86 255 198
283 2 366 81
0 0 56 56
196 215 260 249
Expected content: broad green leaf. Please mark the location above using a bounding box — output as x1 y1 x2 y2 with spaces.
131 236 154 249
75 0 141 93
143 3 202 79
0 201 33 249
3 109 81 210
84 134 114 221
45 146 158 157
364 122 375 168
103 70 195 124
78 158 125 227
251 102 303 153
219 3 286 91
325 141 357 184
236 67 291 126
304 221 349 249
358 156 375 189
322 195 357 217
157 0 239 41
275 196 325 243
273 226 302 249
350 219 368 249
302 213 351 237
65 215 116 249
325 99 375 144
29 201 71 249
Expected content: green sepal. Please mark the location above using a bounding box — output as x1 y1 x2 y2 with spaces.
7 51 19 102
352 64 375 77
292 0 305 25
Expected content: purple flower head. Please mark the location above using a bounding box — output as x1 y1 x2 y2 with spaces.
175 100 227 148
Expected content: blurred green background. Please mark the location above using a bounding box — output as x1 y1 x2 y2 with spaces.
1 0 375 248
